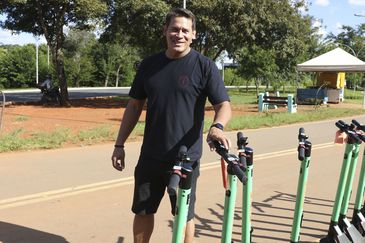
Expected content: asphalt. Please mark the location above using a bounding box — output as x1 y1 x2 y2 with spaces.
1 116 365 242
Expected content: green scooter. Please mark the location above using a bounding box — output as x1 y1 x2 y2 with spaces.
214 131 253 243
290 127 312 243
168 146 193 243
320 120 363 243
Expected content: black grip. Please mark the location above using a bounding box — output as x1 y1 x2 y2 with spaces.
352 119 361 128
167 173 181 196
213 140 246 184
237 132 244 149
178 146 188 161
335 120 363 144
299 127 305 135
239 155 247 171
231 163 247 184
352 119 365 133
298 127 306 161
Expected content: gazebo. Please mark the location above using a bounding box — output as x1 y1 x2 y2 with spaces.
296 47 365 103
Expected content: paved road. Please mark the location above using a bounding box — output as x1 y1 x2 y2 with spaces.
2 87 130 103
1 115 365 242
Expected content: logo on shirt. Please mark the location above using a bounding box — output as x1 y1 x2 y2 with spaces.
179 75 190 88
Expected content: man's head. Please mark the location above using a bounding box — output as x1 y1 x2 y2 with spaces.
163 8 196 59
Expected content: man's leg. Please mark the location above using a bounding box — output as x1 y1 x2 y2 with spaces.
133 214 154 243
184 218 195 243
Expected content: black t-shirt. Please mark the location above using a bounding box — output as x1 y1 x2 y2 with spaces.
129 49 229 165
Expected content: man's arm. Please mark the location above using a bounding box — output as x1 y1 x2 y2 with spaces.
111 98 146 171
207 101 232 150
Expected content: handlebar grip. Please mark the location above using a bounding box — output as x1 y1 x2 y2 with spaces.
178 145 188 160
352 119 361 128
167 173 181 196
335 121 346 131
239 155 247 171
298 127 306 161
298 146 305 161
299 127 305 135
231 163 247 184
237 132 244 149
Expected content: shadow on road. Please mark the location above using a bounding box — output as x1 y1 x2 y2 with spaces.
0 221 69 243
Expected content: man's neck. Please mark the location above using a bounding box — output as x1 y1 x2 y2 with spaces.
165 47 191 59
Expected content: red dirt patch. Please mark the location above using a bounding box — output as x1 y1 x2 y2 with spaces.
1 98 361 143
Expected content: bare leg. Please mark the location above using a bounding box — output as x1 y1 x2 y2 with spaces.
184 218 195 243
133 214 154 243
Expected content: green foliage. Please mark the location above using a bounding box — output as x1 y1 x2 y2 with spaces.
102 0 169 56
0 45 36 88
226 108 365 131
0 128 72 152
77 125 115 144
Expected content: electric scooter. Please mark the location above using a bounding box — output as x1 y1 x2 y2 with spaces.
320 120 363 243
214 132 253 243
349 119 365 235
168 146 193 243
290 127 312 243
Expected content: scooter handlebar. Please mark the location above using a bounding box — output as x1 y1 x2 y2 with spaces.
298 127 306 161
167 146 188 196
335 120 363 144
167 173 181 196
213 141 247 184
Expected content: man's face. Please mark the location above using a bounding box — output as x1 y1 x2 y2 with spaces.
164 16 196 58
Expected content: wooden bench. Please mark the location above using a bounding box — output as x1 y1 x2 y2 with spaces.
258 93 297 113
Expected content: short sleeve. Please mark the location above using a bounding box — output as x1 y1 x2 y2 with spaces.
129 61 147 100
204 60 230 105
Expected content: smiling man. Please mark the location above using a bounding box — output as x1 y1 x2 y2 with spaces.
111 8 231 243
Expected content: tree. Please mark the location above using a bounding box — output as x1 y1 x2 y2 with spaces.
63 29 98 87
103 0 312 67
101 0 169 56
0 0 107 106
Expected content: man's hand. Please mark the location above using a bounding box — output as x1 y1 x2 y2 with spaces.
111 147 125 171
207 127 231 151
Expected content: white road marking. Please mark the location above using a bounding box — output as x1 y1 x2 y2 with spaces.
0 142 336 210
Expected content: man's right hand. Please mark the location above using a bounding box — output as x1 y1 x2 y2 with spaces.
111 147 125 171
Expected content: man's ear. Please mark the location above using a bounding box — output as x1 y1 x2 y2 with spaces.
192 30 197 40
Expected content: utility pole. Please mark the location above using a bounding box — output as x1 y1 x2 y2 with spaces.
35 36 39 84
183 0 186 8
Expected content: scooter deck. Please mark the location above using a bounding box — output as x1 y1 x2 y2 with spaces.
336 224 352 243
347 225 365 243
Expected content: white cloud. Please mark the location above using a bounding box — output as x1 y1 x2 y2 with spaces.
0 28 46 45
315 0 330 6
334 22 344 34
313 18 328 36
349 0 365 6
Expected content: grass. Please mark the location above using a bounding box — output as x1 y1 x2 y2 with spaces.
1 88 365 153
13 115 29 122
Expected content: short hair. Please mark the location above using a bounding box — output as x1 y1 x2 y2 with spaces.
165 8 196 31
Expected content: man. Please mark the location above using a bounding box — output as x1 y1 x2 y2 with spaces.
111 8 231 243
37 75 52 92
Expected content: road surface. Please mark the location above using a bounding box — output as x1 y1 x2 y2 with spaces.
1 115 365 242
2 87 130 103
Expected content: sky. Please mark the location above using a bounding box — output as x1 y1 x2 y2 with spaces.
1 1 365 45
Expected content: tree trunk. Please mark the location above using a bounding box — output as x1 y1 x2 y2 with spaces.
53 49 70 107
104 73 109 87
115 64 122 87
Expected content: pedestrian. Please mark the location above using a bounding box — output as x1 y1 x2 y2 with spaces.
111 8 231 243
37 75 52 92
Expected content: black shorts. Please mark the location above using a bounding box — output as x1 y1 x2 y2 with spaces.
132 161 200 221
